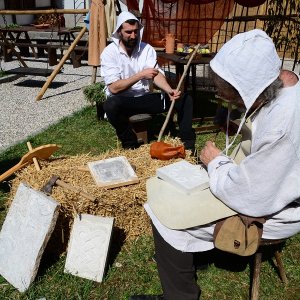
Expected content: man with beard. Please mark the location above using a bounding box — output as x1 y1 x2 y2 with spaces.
100 12 195 151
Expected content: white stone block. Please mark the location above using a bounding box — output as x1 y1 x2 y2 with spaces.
156 160 210 193
64 214 114 282
0 182 60 292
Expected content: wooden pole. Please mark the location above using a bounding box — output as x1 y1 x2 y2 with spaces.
0 9 89 15
91 66 97 84
36 26 87 101
157 44 201 142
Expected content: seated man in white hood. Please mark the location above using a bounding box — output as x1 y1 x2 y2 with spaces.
130 29 300 300
101 12 195 150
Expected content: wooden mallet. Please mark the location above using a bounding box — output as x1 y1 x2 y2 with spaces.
41 175 96 201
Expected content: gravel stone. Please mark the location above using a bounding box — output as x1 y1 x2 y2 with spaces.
0 57 101 153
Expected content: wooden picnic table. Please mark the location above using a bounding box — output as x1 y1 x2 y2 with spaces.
0 25 88 67
157 52 215 95
157 51 219 133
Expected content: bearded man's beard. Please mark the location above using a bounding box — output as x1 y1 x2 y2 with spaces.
121 36 138 49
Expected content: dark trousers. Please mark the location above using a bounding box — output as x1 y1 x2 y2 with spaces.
103 92 195 149
152 223 201 300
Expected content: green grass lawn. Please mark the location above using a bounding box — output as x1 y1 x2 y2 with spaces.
0 106 299 300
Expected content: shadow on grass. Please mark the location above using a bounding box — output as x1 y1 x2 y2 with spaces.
213 250 249 272
0 158 22 193
15 79 67 89
195 249 248 272
38 213 71 275
107 227 127 267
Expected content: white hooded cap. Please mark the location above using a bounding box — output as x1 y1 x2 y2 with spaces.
111 11 144 47
210 29 281 110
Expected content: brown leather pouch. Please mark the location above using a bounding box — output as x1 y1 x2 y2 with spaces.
213 215 265 256
150 141 186 160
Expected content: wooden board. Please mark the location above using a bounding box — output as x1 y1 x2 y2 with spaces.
87 156 139 189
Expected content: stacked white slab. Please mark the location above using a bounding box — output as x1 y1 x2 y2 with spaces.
156 160 210 193
0 182 60 292
64 214 114 282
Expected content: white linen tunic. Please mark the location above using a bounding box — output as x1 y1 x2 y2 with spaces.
145 80 300 252
101 42 158 97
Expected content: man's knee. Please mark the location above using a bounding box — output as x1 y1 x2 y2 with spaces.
103 96 121 114
183 93 193 107
175 93 193 111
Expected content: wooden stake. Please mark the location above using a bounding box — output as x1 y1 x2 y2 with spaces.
36 26 87 101
27 142 41 171
157 44 201 142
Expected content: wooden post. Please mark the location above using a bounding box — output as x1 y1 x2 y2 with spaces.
36 26 87 101
26 142 41 171
91 66 97 84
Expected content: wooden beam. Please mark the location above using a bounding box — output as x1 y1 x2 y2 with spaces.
0 9 89 15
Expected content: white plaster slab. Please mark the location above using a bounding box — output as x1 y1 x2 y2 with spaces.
156 160 209 193
0 182 60 292
87 156 139 189
64 214 114 282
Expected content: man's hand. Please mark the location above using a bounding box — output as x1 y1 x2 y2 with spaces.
167 89 181 101
141 68 159 80
108 67 159 94
200 141 222 166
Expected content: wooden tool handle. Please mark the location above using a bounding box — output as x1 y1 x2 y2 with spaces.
157 44 201 142
0 162 28 182
56 179 96 201
27 141 41 171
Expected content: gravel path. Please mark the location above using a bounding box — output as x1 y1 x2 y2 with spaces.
0 57 101 153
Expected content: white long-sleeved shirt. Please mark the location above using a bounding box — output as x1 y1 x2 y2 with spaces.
100 42 158 97
145 80 300 252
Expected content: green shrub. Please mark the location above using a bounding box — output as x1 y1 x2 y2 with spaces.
82 82 106 105
0 70 7 78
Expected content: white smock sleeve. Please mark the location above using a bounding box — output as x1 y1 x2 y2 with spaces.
207 102 300 217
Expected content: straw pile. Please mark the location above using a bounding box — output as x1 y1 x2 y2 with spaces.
8 139 195 243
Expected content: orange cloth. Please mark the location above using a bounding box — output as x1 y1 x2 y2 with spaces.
88 0 107 66
140 0 235 45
